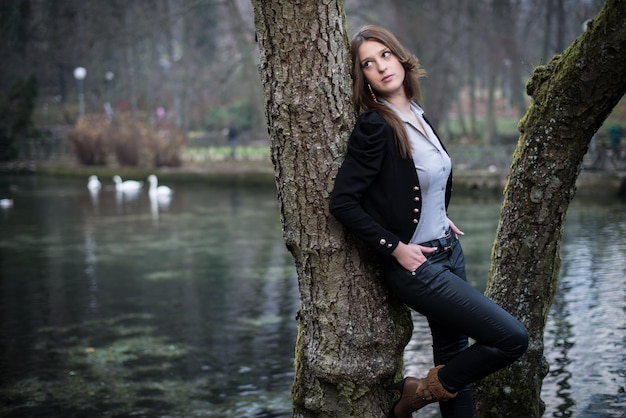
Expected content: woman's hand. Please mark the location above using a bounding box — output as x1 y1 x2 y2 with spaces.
447 218 465 238
392 241 436 271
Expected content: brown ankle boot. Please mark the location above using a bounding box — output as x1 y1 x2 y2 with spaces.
418 365 457 407
387 365 457 418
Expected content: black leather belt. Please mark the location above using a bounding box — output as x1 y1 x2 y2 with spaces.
418 229 455 251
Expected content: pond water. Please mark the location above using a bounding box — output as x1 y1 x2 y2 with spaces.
0 175 624 418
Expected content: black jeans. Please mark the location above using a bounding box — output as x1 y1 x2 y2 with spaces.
383 236 528 417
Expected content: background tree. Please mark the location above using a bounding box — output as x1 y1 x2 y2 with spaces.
0 0 608 146
0 76 38 161
353 0 605 144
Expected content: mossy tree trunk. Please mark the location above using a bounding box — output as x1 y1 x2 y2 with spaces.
474 1 626 417
251 1 411 417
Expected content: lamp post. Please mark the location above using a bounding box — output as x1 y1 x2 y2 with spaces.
73 66 87 118
104 71 114 98
104 71 114 119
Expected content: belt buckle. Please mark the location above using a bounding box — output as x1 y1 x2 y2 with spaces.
436 235 452 252
443 231 452 250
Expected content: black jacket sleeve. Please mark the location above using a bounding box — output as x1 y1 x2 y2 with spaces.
329 112 404 257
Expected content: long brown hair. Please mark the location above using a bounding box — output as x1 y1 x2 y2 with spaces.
350 25 426 159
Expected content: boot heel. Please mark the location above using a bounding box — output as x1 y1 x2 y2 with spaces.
386 377 420 418
385 378 407 395
386 381 404 418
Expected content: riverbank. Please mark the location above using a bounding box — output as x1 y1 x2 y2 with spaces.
450 167 626 199
0 158 277 187
1 158 625 199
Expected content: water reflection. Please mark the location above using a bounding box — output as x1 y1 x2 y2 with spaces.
87 175 101 207
84 223 99 311
0 175 298 417
0 176 624 417
542 203 626 417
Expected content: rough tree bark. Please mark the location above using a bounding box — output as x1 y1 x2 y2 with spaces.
251 1 411 417
473 1 626 417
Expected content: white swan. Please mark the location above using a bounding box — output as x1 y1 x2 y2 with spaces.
147 174 173 197
113 175 143 192
87 175 101 192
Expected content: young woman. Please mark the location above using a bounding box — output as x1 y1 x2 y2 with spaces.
329 25 528 418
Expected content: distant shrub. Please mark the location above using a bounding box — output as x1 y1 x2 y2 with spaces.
149 128 184 167
68 112 184 167
67 115 110 165
109 114 142 166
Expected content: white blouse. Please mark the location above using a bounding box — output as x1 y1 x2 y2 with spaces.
384 100 451 244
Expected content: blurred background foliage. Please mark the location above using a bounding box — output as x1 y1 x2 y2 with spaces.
67 113 183 167
0 0 621 167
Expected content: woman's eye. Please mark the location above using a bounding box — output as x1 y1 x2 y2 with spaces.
382 51 391 58
362 60 372 68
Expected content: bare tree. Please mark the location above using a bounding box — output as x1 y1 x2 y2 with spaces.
224 0 265 131
1 0 606 145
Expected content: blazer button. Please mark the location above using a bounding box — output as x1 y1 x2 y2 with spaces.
379 238 386 246
413 208 419 213
414 196 420 202
387 243 393 248
412 219 418 223
413 186 420 191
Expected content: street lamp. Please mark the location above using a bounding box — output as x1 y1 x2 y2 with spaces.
104 71 114 119
73 66 87 118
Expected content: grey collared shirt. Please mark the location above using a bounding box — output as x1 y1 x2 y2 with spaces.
383 100 451 244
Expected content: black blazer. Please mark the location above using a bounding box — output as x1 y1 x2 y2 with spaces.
330 111 453 258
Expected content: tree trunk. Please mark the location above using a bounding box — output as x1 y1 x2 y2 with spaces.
251 1 412 416
473 1 626 416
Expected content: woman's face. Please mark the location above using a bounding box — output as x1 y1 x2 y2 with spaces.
357 40 405 99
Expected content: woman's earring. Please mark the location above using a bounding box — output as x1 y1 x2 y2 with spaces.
367 84 379 103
